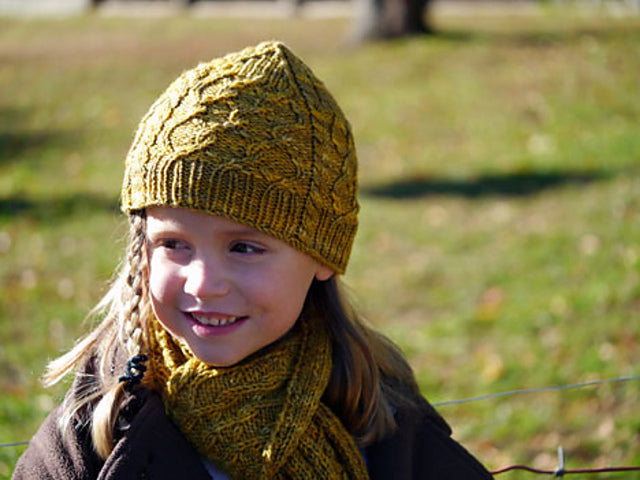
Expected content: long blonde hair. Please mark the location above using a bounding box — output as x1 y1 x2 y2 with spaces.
44 210 422 458
306 278 422 446
43 211 149 458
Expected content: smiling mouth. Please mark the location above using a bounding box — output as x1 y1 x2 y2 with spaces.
187 313 245 327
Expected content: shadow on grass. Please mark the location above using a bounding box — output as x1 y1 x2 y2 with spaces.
362 169 611 199
433 24 640 47
0 107 76 167
0 193 119 221
0 131 64 165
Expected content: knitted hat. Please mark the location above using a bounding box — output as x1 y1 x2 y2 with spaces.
121 41 358 273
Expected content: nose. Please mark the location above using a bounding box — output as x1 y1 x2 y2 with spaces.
183 257 231 299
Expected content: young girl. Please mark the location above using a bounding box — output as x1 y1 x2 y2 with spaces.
14 41 492 479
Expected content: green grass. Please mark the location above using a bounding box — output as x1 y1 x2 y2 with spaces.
1 9 640 478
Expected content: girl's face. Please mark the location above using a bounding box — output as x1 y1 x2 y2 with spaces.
145 206 333 367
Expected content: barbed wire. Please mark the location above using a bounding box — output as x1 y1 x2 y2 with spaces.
493 464 640 476
2 375 639 477
0 441 29 448
491 446 640 477
431 374 640 407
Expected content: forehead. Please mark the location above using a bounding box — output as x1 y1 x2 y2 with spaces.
145 206 261 236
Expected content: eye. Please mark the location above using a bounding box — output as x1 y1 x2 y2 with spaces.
149 237 190 253
230 242 265 255
159 239 186 250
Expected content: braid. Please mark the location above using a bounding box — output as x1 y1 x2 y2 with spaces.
120 211 148 359
92 211 149 459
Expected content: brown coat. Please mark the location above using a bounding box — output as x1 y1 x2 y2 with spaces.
14 388 493 479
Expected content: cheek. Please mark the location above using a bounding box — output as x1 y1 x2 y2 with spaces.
148 257 180 303
258 266 315 317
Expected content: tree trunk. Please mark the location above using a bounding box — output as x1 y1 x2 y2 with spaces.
352 0 433 42
280 0 304 16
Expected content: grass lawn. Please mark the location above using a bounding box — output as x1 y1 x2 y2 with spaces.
1 6 639 478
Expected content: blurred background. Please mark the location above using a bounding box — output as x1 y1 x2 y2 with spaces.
1 0 639 477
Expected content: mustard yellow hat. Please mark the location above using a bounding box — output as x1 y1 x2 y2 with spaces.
121 41 358 273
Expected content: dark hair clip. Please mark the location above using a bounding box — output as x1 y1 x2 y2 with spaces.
118 354 148 393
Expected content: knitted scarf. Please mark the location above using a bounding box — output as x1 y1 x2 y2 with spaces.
148 316 369 480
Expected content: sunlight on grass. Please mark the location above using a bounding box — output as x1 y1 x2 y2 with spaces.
1 9 639 476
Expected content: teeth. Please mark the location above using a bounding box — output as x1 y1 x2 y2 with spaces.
192 314 240 326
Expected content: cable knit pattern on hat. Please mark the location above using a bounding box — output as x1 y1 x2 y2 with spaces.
121 41 358 273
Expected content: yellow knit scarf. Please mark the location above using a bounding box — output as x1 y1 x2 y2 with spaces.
148 316 369 480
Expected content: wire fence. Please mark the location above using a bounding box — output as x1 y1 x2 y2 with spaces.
431 374 640 407
2 374 640 476
494 464 640 477
491 446 640 477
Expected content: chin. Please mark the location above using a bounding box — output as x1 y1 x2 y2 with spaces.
192 350 246 368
